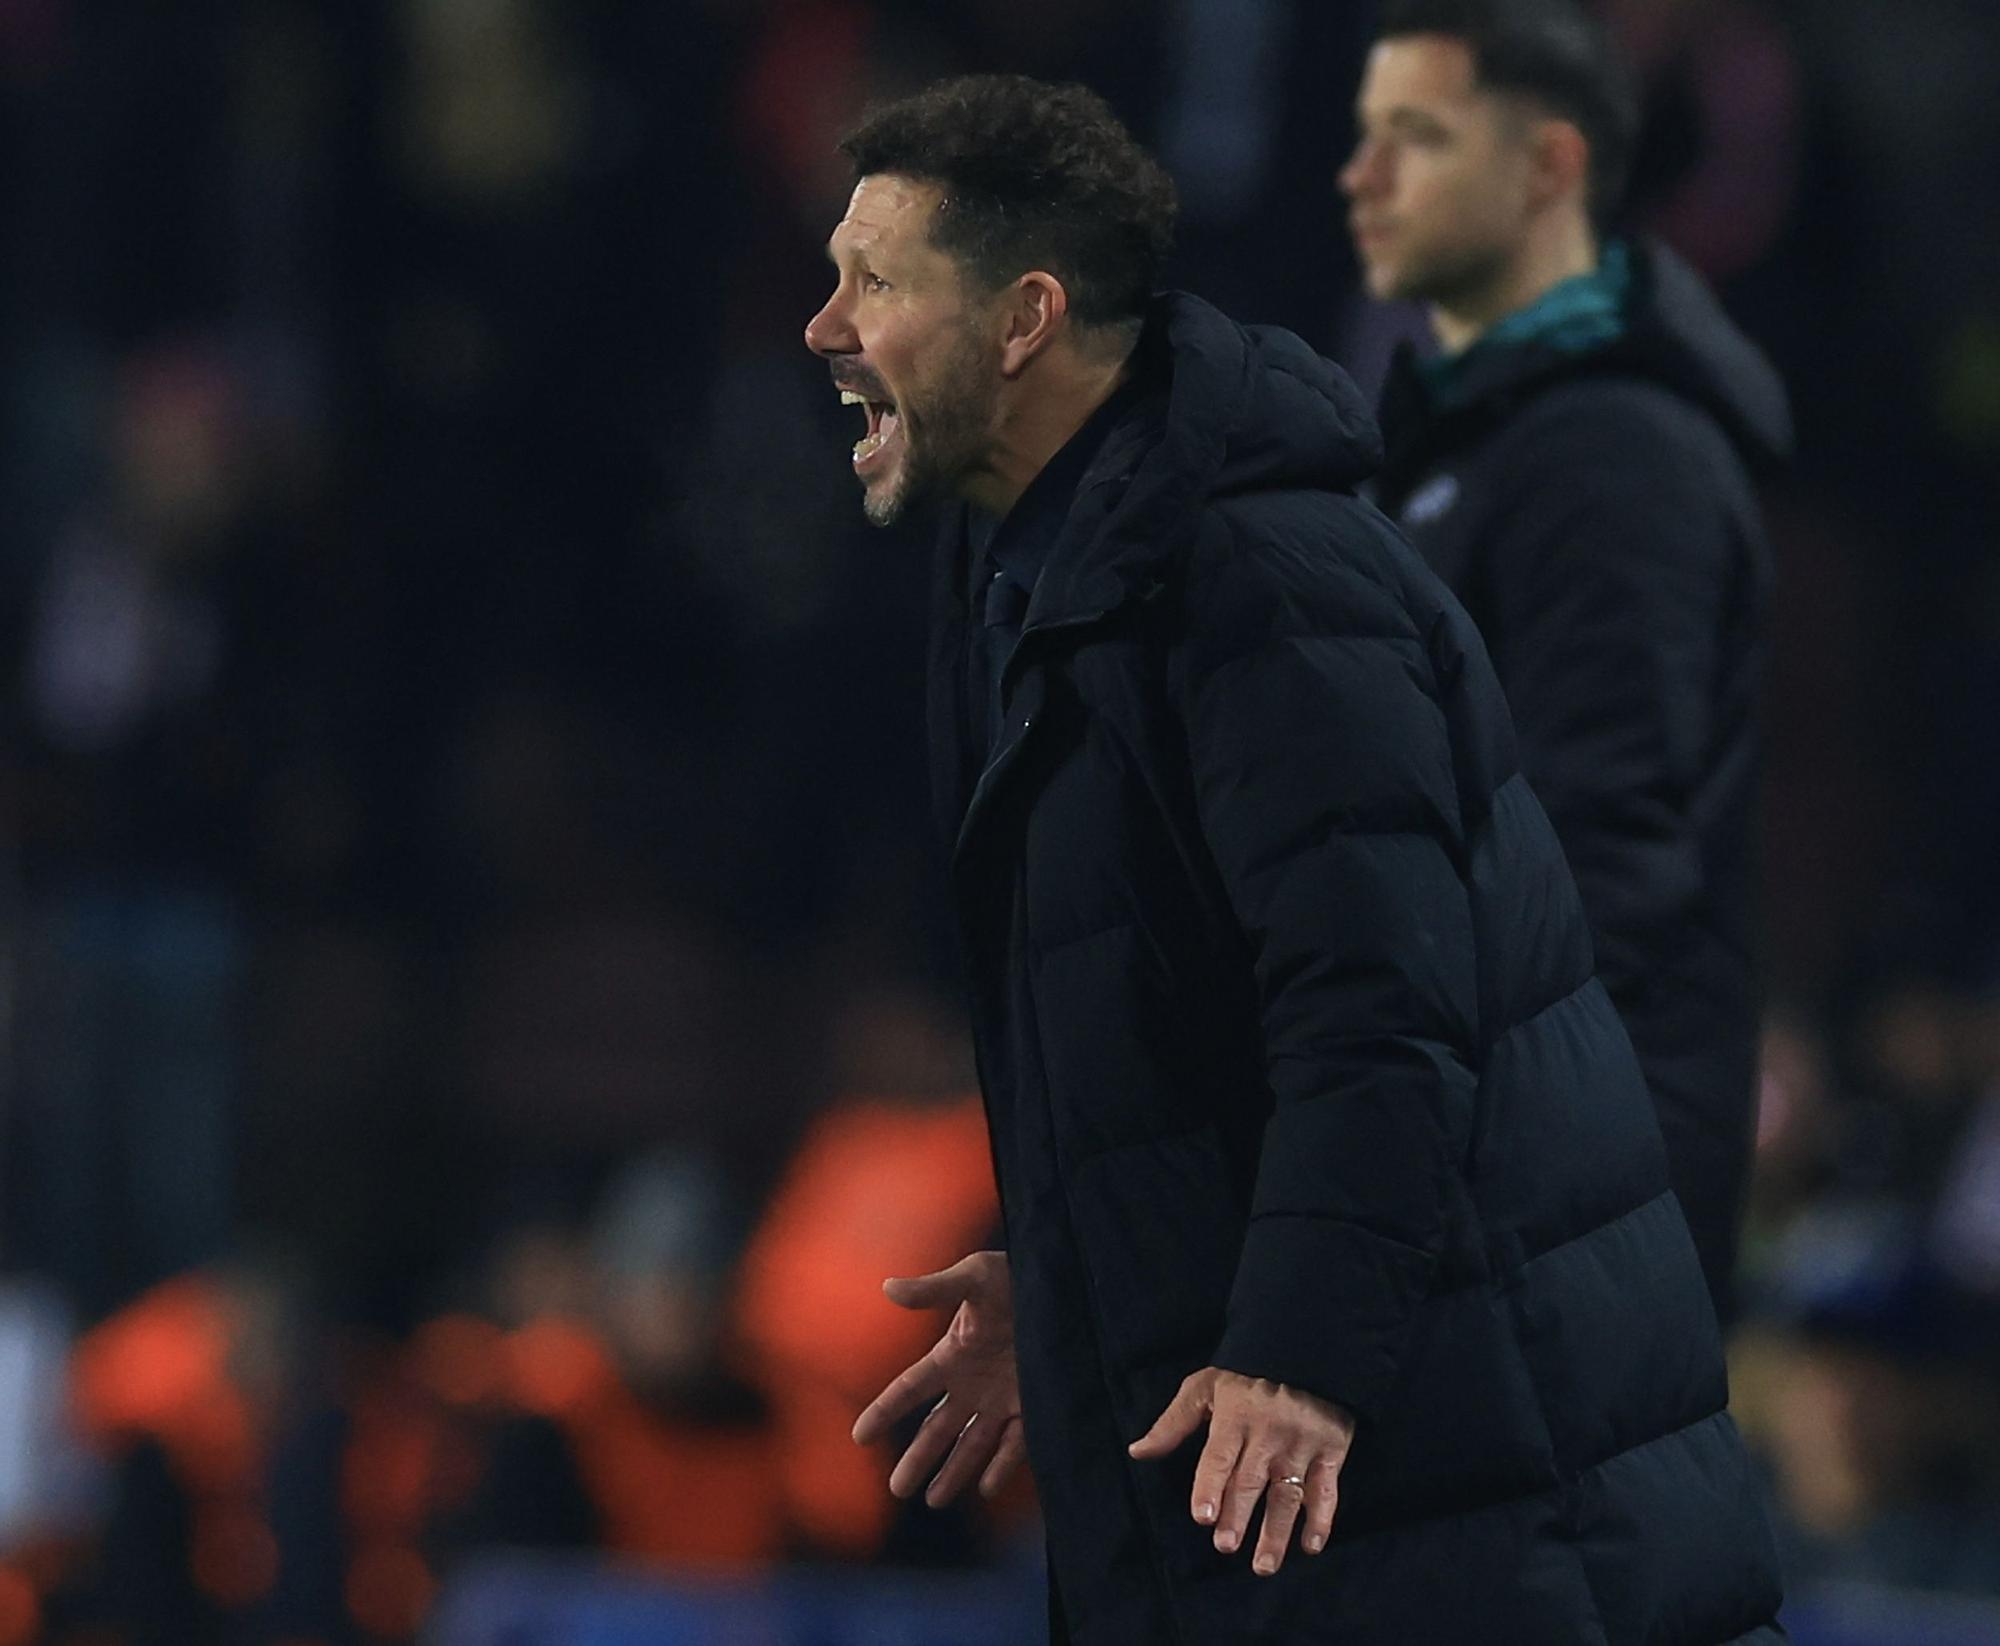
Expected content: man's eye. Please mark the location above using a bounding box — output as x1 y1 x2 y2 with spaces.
864 273 891 293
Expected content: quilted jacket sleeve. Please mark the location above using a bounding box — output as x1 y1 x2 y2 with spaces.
1174 508 1482 1424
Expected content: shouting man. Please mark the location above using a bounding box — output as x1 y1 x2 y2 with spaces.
809 73 1781 1646
1343 0 1792 1320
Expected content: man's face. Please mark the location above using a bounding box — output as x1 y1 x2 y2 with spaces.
1340 36 1539 307
805 175 1002 527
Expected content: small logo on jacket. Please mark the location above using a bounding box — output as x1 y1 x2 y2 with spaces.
1402 474 1461 527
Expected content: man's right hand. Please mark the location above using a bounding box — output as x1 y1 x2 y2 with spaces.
852 1250 1027 1507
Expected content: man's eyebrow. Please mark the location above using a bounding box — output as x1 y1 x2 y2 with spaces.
1385 106 1449 134
826 240 879 272
1354 103 1446 134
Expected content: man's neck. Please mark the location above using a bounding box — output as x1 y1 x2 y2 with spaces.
1430 220 1599 356
965 350 1134 519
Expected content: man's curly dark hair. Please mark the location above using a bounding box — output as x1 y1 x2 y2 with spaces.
839 75 1178 336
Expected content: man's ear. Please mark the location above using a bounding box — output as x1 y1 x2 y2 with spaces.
999 272 1069 378
1528 117 1591 214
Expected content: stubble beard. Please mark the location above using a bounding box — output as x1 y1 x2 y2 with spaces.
1381 234 1515 315
861 329 998 529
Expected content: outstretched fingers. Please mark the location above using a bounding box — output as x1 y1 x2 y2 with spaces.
885 1391 966 1499
1129 1370 1355 1570
924 1407 1010 1506
979 1417 1028 1499
1208 1432 1269 1555
1300 1452 1341 1554
1249 1458 1314 1575
881 1255 985 1311
1128 1371 1215 1464
853 1348 947 1446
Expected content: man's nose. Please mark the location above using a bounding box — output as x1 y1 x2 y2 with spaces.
1338 141 1380 199
804 294 856 357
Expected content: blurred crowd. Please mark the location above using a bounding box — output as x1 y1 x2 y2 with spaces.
0 983 1025 1641
0 0 1996 1641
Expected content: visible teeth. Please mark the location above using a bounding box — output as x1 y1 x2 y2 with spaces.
840 391 866 405
854 431 887 463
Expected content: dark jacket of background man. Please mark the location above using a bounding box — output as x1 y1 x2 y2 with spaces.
934 289 1782 1645
1372 239 1792 1318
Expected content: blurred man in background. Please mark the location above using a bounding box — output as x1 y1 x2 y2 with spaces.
808 72 1780 1646
1343 0 1792 1321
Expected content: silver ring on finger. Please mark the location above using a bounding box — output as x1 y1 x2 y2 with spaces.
1276 1473 1308 1490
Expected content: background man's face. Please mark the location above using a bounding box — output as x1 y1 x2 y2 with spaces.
1340 35 1539 307
805 175 1001 527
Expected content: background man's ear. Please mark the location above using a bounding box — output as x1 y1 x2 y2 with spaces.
1530 118 1591 212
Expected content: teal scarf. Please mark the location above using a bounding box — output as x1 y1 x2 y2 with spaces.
1420 239 1633 406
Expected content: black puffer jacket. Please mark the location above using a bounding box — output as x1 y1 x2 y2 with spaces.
928 292 1783 1645
1373 241 1792 1319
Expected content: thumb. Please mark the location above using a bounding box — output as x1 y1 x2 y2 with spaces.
1128 1374 1212 1459
882 1253 985 1311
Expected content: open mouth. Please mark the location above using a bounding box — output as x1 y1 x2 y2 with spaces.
841 389 903 475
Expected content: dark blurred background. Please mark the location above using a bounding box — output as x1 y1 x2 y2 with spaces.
0 1 1995 1642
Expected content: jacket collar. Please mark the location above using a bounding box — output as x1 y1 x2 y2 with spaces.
1378 238 1792 499
1006 289 1379 638
928 292 1383 863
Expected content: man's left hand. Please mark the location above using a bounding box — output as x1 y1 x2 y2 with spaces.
1128 1367 1356 1576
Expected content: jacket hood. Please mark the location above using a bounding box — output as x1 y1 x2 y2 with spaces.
1026 292 1383 626
1383 239 1792 482
1162 291 1386 501
1618 240 1792 468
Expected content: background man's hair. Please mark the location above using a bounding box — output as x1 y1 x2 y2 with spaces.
839 75 1178 335
1376 0 1639 227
